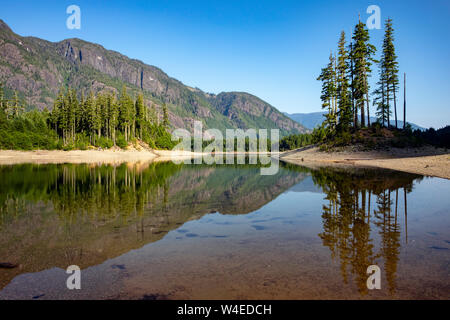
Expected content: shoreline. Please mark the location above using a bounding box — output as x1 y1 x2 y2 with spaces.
280 146 450 180
1 147 449 180
0 149 276 165
0 149 197 165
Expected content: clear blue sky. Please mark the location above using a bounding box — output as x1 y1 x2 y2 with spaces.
1 0 449 128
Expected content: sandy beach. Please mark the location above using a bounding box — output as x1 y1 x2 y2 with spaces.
281 146 450 180
0 149 273 165
0 149 204 165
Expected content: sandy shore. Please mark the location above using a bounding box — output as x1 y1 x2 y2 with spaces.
281 146 450 180
0 149 204 165
0 149 275 165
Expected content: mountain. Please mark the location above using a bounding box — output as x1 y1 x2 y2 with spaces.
0 19 306 136
284 111 425 131
283 112 326 131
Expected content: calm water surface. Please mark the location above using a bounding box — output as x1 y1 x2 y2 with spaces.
0 161 448 299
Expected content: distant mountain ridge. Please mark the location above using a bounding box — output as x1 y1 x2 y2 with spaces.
283 112 326 131
284 111 425 131
0 19 306 136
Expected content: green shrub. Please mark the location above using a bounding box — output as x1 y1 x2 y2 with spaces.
74 134 89 150
94 136 113 149
62 143 74 151
116 133 127 149
0 112 58 150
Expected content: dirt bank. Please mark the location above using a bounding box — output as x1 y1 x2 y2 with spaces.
281 146 450 180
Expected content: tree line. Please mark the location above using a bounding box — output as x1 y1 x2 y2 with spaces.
0 87 24 119
48 86 172 149
316 17 403 138
0 83 59 150
0 83 175 150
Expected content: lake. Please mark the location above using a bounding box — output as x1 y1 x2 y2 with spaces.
0 161 448 299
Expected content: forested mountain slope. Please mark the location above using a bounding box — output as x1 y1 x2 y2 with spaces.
0 19 305 135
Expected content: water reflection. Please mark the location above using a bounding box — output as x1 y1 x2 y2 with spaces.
0 161 447 299
0 161 305 290
302 166 419 295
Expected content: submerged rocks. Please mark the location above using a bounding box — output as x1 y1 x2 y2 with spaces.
0 262 18 269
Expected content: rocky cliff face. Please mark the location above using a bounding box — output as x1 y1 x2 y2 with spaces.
0 19 306 135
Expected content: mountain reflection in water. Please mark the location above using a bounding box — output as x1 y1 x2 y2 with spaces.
0 161 448 299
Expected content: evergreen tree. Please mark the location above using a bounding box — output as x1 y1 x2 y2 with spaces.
373 59 391 127
381 18 399 129
108 92 119 145
0 83 5 115
49 89 64 136
162 103 170 128
77 90 86 134
351 19 377 128
119 86 134 141
11 91 24 118
373 74 389 126
94 93 104 140
349 41 357 128
86 91 96 144
148 102 157 124
317 53 337 131
60 89 70 144
136 92 146 139
336 31 352 133
69 89 78 142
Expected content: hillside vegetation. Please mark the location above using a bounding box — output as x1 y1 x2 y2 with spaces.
0 19 305 137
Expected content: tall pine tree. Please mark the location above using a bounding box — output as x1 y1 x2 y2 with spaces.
0 83 5 115
135 92 146 139
336 31 352 133
351 19 377 128
373 66 390 127
317 53 337 131
381 18 399 129
162 103 170 128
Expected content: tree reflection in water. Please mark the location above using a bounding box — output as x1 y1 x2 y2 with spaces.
0 162 428 297
309 166 419 295
0 162 182 227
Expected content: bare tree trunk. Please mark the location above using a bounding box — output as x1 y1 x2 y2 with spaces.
361 60 366 128
366 93 370 127
403 73 406 130
360 101 365 128
381 79 386 127
393 84 398 129
350 42 357 129
387 83 390 129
